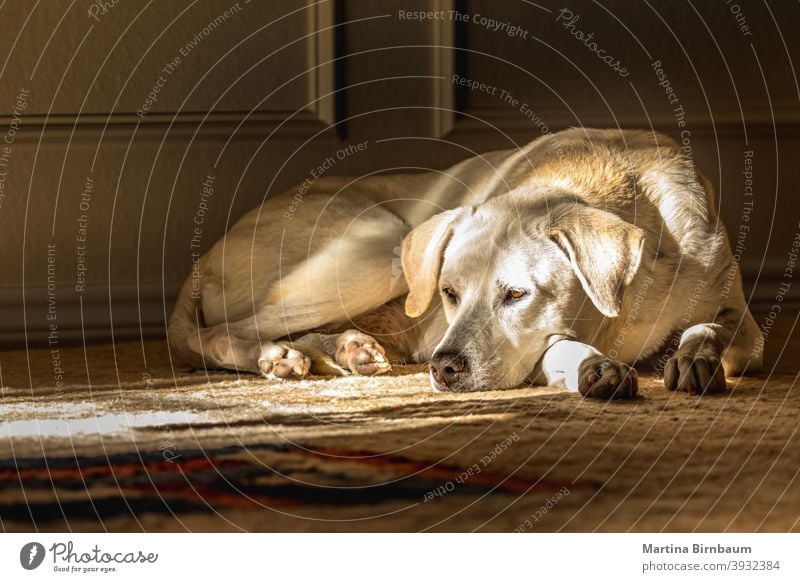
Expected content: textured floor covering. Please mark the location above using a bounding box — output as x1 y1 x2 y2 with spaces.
1 310 798 532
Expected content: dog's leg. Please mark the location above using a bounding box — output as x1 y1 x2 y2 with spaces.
186 295 421 379
188 324 392 379
664 306 764 395
721 306 764 375
177 195 414 375
190 297 427 378
187 328 311 380
289 297 434 376
533 340 638 400
290 330 393 376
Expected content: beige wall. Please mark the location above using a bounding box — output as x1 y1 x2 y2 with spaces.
0 0 797 346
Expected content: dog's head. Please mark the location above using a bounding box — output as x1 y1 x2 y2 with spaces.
401 193 644 392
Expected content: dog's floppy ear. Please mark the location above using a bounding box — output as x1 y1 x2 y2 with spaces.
402 209 462 317
549 206 645 318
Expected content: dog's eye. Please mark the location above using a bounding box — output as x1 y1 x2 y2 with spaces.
504 289 528 303
442 287 459 304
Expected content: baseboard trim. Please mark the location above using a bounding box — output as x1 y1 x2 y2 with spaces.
0 284 179 349
744 261 800 312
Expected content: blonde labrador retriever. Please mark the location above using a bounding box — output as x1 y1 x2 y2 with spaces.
168 128 763 399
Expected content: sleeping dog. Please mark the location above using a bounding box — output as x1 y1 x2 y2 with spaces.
168 128 763 399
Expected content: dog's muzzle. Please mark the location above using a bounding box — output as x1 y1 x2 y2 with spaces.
429 351 470 391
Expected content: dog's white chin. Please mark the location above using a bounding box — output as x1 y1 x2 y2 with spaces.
428 371 494 393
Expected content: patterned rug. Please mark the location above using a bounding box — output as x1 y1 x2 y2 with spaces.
1 311 799 532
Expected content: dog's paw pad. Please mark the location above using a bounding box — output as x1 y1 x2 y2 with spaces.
664 354 726 395
258 344 310 380
336 332 392 376
578 357 638 400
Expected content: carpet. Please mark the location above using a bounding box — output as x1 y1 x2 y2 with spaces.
1 311 799 532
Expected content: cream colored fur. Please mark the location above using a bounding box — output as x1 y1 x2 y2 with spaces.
168 128 763 399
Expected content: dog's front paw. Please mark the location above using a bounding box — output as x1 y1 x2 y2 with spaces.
664 351 726 395
578 356 638 400
258 343 311 380
335 330 392 376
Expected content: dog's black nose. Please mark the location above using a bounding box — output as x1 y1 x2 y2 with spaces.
430 351 469 388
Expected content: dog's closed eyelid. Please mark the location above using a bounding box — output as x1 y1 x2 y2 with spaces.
441 286 459 303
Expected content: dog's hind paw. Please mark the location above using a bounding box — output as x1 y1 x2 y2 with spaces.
578 356 638 400
335 330 392 376
664 352 726 395
258 343 311 380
